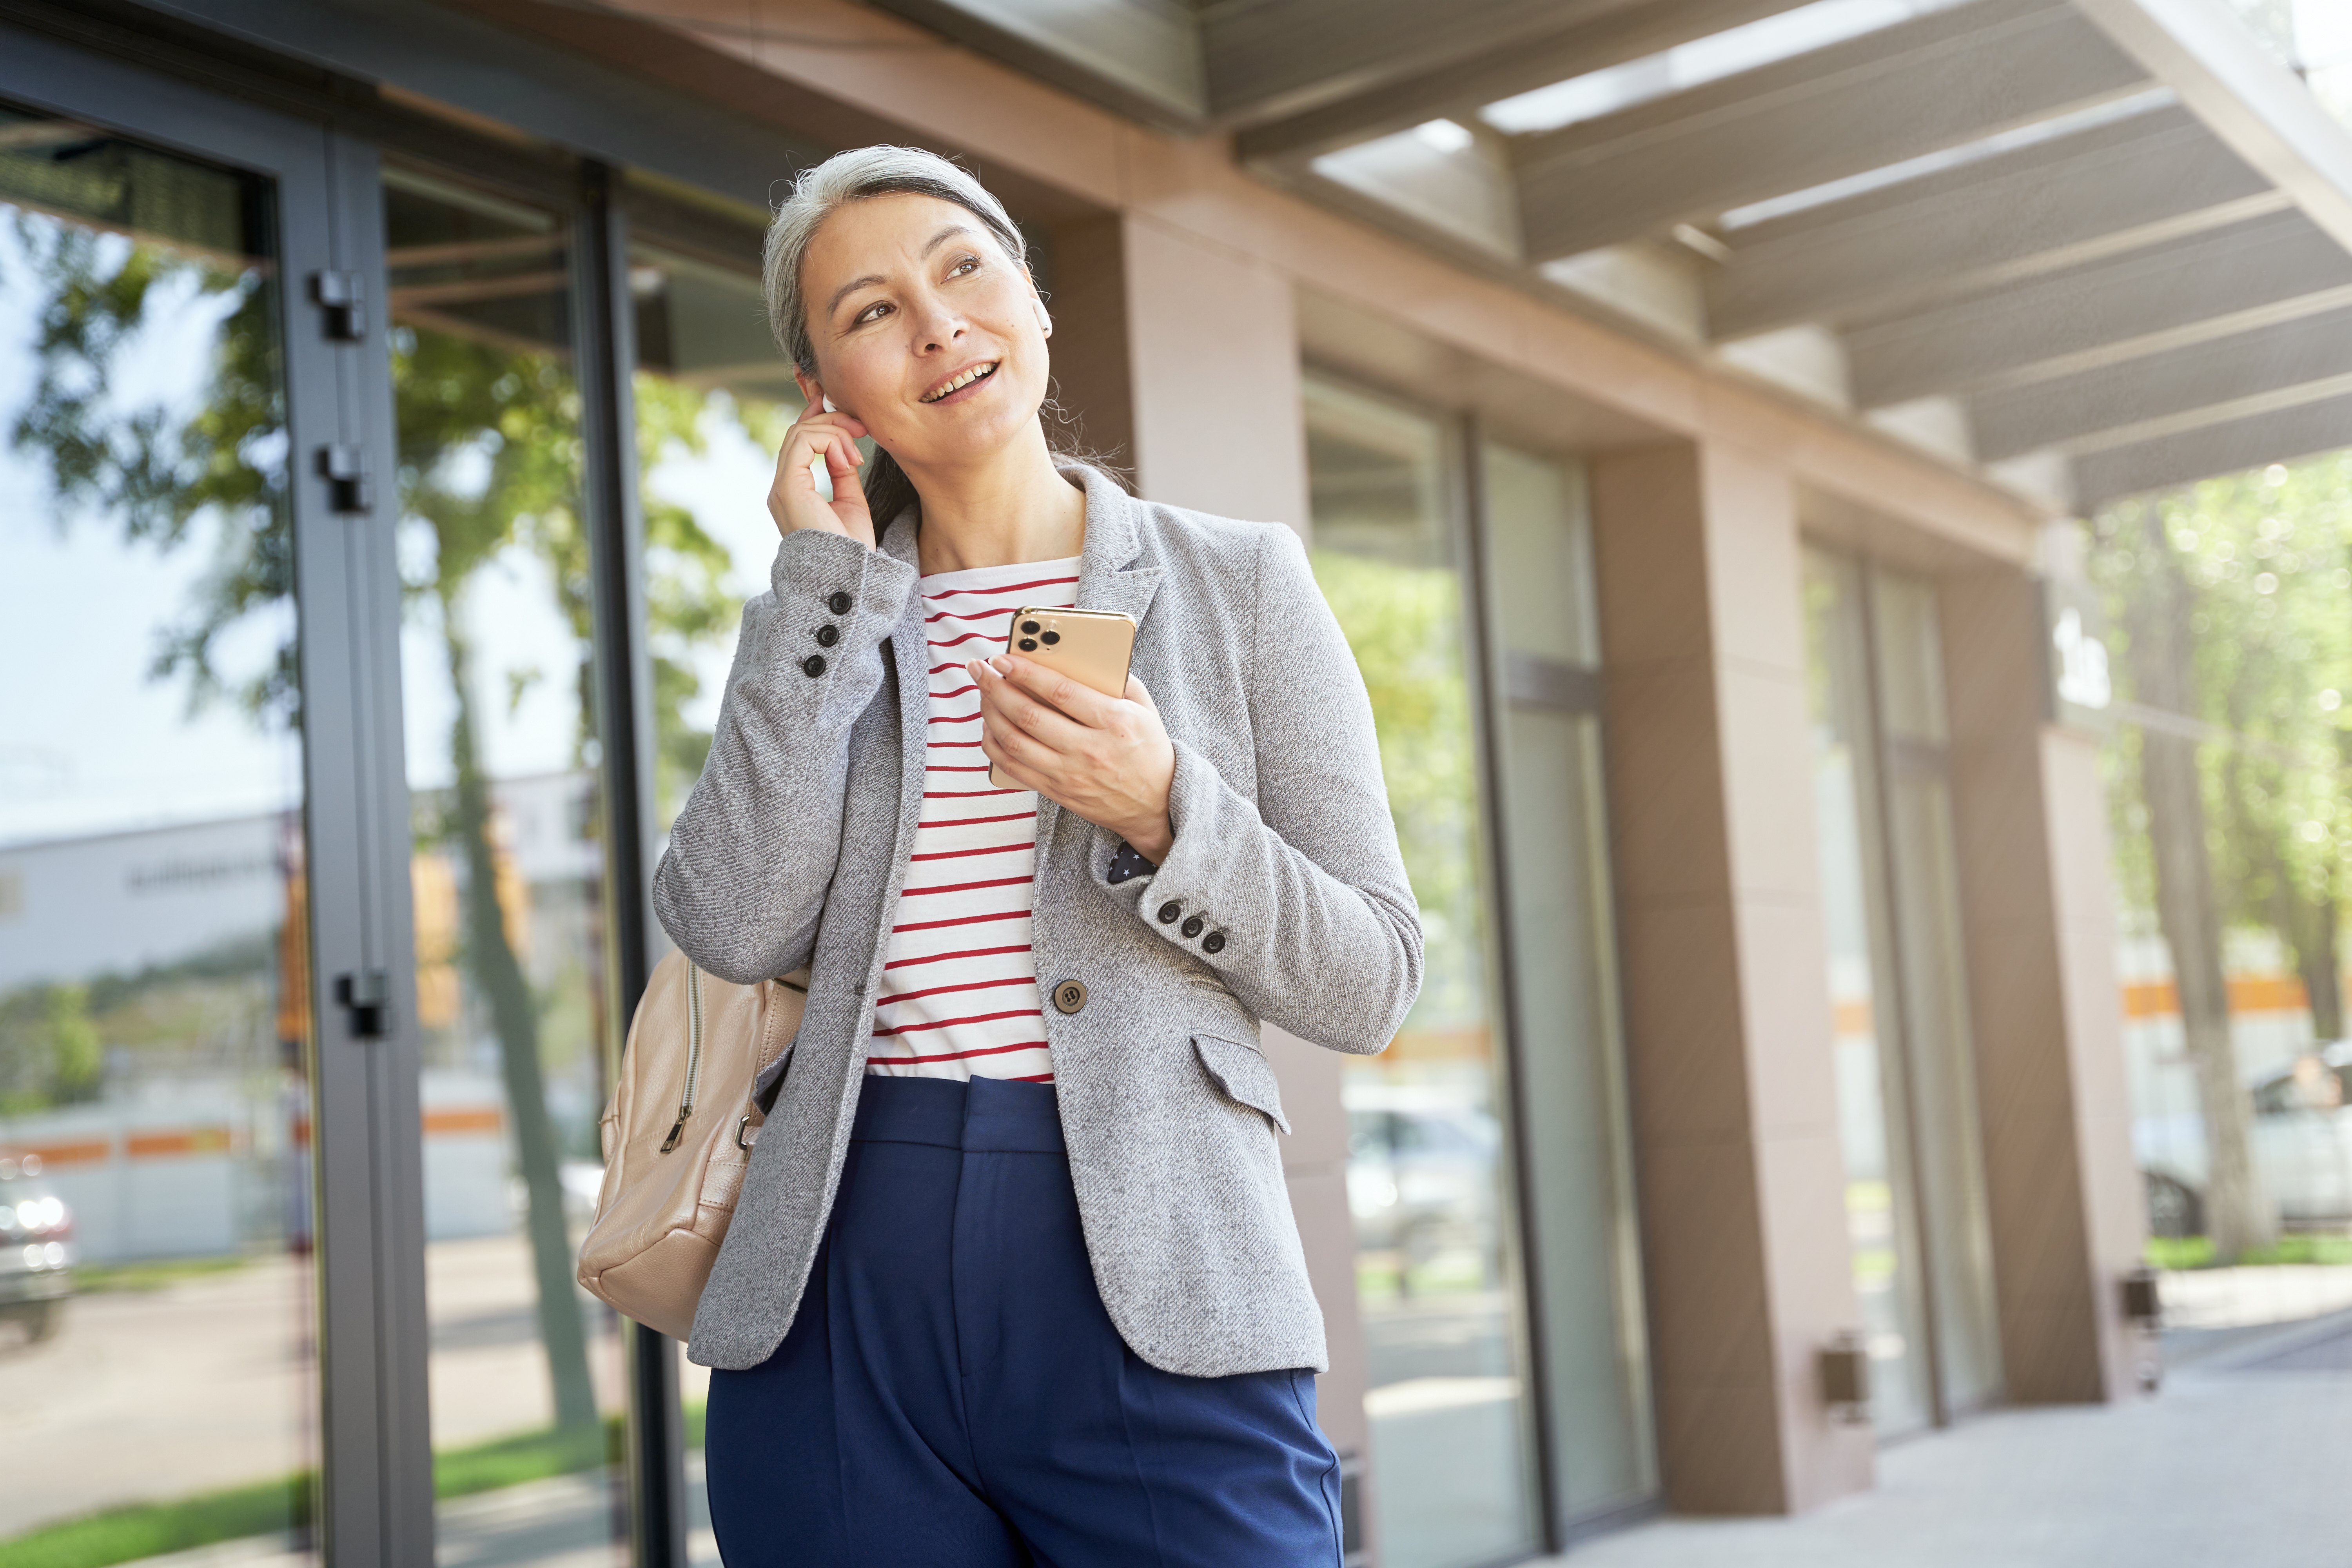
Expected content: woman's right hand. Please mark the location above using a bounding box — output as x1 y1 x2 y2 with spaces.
767 400 876 548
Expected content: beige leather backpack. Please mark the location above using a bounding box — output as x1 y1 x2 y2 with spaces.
576 949 808 1340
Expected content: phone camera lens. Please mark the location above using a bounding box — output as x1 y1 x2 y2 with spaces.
1040 630 1061 645
1018 637 1038 652
1020 620 1040 635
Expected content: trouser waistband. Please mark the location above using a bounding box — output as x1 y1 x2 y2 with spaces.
850 1074 1066 1154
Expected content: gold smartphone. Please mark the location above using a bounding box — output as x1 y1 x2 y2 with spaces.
988 606 1138 789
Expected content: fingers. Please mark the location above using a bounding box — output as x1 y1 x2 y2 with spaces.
1124 673 1158 711
984 652 1126 728
969 657 1094 752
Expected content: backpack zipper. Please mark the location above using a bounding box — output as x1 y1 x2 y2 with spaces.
659 964 704 1153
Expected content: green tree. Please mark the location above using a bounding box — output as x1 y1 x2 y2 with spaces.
2092 452 2352 1259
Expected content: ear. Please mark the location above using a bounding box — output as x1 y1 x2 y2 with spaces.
793 367 834 415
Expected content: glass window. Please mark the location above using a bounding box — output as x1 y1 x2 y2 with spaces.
1305 378 1542 1568
626 227 798 1564
1480 441 1656 1522
627 238 803 837
383 164 628 1561
1868 573 2002 1414
1804 547 2002 1434
0 104 317 1565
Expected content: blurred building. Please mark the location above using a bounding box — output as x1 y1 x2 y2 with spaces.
2 2 2349 1567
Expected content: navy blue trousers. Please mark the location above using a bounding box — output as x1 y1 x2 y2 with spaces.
705 1075 1344 1567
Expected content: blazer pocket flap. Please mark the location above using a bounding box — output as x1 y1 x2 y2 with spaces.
1192 1034 1290 1135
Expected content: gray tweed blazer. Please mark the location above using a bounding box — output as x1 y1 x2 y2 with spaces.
653 464 1422 1377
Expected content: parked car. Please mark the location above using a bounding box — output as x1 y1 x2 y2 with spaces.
1345 1085 1502 1288
2250 1043 2352 1223
0 1150 74 1343
2138 1042 2352 1232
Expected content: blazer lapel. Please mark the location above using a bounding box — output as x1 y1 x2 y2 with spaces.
1071 465 1161 630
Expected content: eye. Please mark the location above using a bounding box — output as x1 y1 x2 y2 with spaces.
852 299 893 327
947 253 981 279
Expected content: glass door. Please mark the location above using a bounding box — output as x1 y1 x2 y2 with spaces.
0 36 428 1568
379 161 634 1566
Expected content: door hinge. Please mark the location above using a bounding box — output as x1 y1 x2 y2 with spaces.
335 970 391 1039
310 270 367 341
317 445 372 514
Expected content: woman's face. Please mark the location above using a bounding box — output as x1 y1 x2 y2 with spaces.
797 191 1049 474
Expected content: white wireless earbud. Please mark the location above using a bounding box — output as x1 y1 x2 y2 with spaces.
821 394 839 414
1031 297 1053 338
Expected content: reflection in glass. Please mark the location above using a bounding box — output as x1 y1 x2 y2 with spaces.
0 105 316 1564
1305 379 1540 1568
383 165 625 1563
1481 442 1656 1522
628 237 802 835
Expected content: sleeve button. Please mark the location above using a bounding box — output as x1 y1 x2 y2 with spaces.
802 654 827 678
828 590 853 615
1156 901 1182 924
1180 915 1204 939
815 624 840 647
1202 932 1227 955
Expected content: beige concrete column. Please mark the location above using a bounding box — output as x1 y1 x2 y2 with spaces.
1588 440 1873 1515
1058 212 1365 1468
1939 566 2147 1404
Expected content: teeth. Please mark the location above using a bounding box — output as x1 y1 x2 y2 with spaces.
924 362 996 402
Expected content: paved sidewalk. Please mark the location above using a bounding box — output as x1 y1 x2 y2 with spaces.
1555 1310 2352 1568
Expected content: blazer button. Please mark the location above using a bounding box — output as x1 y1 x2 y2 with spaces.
1052 979 1088 1015
828 590 853 615
802 654 827 678
1180 915 1204 939
815 624 840 647
1202 931 1227 954
1157 901 1182 924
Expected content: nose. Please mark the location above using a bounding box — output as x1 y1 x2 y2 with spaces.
907 289 967 354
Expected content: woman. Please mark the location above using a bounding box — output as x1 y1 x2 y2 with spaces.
657 144 1421 1567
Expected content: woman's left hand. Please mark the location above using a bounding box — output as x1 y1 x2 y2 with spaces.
971 655 1176 863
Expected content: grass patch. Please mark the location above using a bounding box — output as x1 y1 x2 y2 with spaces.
0 1476 307 1568
71 1257 252 1295
0 1408 684 1568
2147 1233 2352 1270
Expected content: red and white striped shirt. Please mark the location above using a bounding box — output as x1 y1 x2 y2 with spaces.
867 556 1083 1084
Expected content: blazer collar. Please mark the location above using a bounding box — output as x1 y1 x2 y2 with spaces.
875 463 1159 627
1068 463 1160 628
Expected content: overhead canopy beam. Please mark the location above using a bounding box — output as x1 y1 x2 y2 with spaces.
2075 0 2352 255
2073 390 2352 507
1707 103 2286 337
1971 305 2352 459
865 0 1207 125
1511 0 2149 262
1232 0 1805 160
1844 210 2352 406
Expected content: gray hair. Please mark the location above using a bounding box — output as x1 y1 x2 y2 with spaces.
762 145 1028 373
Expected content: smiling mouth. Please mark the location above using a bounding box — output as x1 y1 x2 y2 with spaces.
921 361 999 403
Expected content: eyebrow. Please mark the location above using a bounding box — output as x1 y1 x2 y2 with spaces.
824 225 980 320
